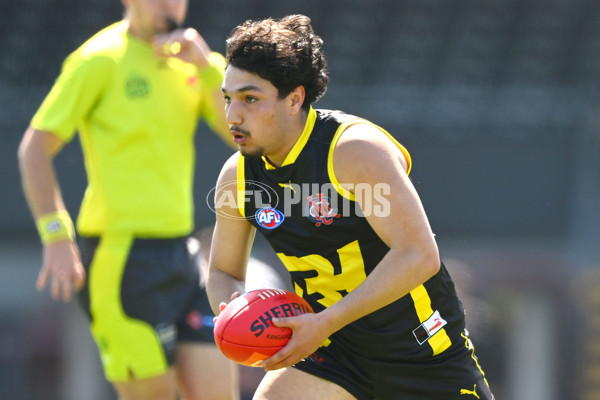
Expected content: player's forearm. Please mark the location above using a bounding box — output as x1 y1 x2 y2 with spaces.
207 268 246 314
319 247 440 335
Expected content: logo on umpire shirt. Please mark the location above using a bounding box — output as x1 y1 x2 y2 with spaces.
125 74 150 98
255 207 284 229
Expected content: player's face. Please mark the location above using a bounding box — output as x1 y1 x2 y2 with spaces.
123 0 188 40
222 66 300 165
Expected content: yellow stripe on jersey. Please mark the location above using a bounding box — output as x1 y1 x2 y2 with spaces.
327 119 363 201
461 332 491 387
327 120 413 200
237 155 246 218
410 285 452 355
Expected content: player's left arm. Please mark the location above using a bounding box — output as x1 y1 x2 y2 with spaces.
206 153 256 314
263 124 440 370
324 123 441 326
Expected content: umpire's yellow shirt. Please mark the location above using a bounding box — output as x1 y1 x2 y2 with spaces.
31 22 226 236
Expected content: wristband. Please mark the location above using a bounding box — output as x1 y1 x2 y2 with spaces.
36 210 75 244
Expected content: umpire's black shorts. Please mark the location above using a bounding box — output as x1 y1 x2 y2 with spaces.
77 235 215 381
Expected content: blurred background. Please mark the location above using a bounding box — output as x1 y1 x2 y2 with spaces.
1 0 600 399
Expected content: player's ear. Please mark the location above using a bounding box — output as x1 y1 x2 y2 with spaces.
288 86 305 115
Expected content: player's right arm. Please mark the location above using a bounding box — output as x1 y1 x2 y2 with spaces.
18 127 85 302
206 152 256 314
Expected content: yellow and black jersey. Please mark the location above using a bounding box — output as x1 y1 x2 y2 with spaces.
239 108 467 359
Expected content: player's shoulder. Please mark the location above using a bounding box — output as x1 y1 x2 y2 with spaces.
336 122 395 157
217 151 242 183
333 118 411 175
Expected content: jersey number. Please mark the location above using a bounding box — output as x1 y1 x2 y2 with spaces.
277 240 367 308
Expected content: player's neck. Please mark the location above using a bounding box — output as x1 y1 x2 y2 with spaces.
264 112 308 168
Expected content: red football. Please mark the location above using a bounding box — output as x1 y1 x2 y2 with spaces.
214 289 314 367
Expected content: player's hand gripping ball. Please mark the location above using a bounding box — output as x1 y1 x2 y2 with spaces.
214 289 314 367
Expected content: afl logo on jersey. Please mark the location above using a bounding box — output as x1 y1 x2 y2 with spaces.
256 207 285 229
306 193 340 227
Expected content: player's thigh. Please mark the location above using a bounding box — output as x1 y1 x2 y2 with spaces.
254 367 356 400
175 342 240 400
113 370 177 400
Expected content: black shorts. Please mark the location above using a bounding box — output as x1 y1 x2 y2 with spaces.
294 330 494 400
77 235 215 381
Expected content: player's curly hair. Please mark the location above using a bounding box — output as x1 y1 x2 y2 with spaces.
225 14 328 110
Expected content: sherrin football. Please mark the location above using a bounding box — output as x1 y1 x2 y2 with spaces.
214 289 314 367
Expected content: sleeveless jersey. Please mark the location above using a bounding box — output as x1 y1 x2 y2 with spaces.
239 108 467 359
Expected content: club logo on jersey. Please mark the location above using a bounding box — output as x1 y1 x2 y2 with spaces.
255 207 285 229
305 193 340 227
412 310 448 345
